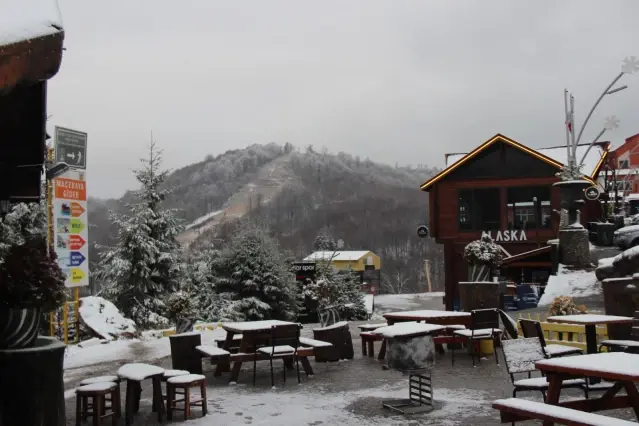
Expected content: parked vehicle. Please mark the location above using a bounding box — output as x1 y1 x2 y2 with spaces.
613 224 639 249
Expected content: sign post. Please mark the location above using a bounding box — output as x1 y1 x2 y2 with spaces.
54 126 87 169
51 126 88 343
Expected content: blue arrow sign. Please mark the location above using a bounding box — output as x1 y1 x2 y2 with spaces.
69 251 86 267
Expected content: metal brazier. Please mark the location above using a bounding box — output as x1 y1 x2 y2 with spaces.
386 334 436 371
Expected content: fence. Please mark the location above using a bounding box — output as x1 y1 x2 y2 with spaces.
515 313 609 351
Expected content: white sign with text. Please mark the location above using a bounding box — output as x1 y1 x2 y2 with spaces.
481 230 527 242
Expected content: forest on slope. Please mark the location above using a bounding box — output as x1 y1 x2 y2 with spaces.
88 144 443 293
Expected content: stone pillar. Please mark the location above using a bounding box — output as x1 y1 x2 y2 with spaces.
558 228 590 268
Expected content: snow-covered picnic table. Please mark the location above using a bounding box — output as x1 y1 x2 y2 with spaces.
117 363 166 425
373 322 446 339
378 310 471 360
213 320 315 383
546 315 633 354
524 353 639 422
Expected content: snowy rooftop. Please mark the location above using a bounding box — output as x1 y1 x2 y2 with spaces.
445 143 606 178
303 251 372 262
0 0 63 47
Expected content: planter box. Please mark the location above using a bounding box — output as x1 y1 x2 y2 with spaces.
602 277 638 340
458 281 501 312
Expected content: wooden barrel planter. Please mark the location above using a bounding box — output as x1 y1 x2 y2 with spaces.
312 321 354 362
0 336 66 426
169 332 203 374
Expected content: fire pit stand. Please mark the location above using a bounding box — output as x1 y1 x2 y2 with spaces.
372 322 444 416
382 368 434 414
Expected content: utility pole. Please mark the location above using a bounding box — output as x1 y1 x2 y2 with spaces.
424 260 432 293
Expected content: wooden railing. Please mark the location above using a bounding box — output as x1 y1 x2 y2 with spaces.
516 313 609 351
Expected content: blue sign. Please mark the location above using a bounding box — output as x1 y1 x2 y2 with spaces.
515 285 539 310
502 295 518 311
69 251 86 267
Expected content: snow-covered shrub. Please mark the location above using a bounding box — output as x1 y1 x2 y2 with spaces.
165 291 197 323
547 296 587 316
303 266 367 321
463 234 503 269
0 203 66 311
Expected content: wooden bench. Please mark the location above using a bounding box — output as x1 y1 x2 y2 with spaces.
493 398 637 425
196 345 231 366
227 347 317 377
214 334 243 350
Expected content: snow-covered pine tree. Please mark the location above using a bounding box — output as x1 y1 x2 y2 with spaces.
305 265 367 321
97 141 184 328
215 224 299 321
313 229 337 251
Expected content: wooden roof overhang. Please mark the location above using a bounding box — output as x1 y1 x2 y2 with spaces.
420 134 608 192
0 29 64 203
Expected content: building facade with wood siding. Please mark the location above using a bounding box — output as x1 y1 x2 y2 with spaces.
421 134 609 310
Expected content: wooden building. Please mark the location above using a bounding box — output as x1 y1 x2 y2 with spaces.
0 7 65 204
421 134 609 310
302 250 381 293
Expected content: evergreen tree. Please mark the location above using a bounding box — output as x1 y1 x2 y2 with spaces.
304 265 367 320
97 141 184 328
215 224 299 321
313 228 336 251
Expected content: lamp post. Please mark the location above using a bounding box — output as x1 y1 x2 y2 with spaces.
557 56 639 226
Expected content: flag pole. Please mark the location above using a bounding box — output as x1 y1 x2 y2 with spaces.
564 89 571 167
570 94 577 162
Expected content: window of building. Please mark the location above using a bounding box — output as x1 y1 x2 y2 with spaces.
458 188 500 231
507 186 551 230
619 159 629 169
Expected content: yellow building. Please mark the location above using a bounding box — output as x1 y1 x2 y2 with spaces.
302 250 381 272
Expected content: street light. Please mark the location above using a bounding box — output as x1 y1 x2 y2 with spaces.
562 56 639 178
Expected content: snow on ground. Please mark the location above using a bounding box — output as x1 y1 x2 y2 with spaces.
185 210 224 230
64 328 226 371
79 296 136 340
0 0 63 46
538 265 601 306
187 382 491 426
374 292 444 313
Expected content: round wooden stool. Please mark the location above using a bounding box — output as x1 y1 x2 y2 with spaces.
162 369 190 401
75 382 120 426
166 373 207 420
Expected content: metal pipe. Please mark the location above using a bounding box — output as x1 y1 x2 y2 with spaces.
575 72 624 146
570 94 577 160
564 89 571 164
577 127 607 168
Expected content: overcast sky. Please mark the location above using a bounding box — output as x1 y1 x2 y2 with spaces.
47 0 639 198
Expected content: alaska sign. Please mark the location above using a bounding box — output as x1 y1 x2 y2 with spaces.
481 230 527 242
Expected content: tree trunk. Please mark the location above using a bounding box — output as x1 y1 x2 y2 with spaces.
0 336 66 426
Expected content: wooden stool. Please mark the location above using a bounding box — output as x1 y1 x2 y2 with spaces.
360 332 384 357
79 375 121 414
166 373 207 420
162 369 189 400
75 382 120 426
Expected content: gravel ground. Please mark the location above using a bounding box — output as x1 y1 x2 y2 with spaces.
63 292 638 425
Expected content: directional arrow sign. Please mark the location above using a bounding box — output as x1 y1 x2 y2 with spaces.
69 251 86 267
69 218 86 234
68 235 86 250
55 126 87 170
70 268 85 284
71 202 86 217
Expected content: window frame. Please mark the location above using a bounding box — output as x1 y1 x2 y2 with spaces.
457 187 501 232
506 185 552 230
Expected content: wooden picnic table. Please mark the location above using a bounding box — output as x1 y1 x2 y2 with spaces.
378 310 472 360
213 320 314 382
546 314 634 354
506 352 639 424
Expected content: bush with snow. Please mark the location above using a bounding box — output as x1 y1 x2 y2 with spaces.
303 266 367 321
463 234 503 269
547 296 587 316
79 296 137 340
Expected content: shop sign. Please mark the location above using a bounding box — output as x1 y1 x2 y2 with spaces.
481 230 527 242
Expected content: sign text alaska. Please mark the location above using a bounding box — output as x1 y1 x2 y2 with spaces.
481 230 527 242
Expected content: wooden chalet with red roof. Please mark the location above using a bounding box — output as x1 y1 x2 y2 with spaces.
421 134 609 310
